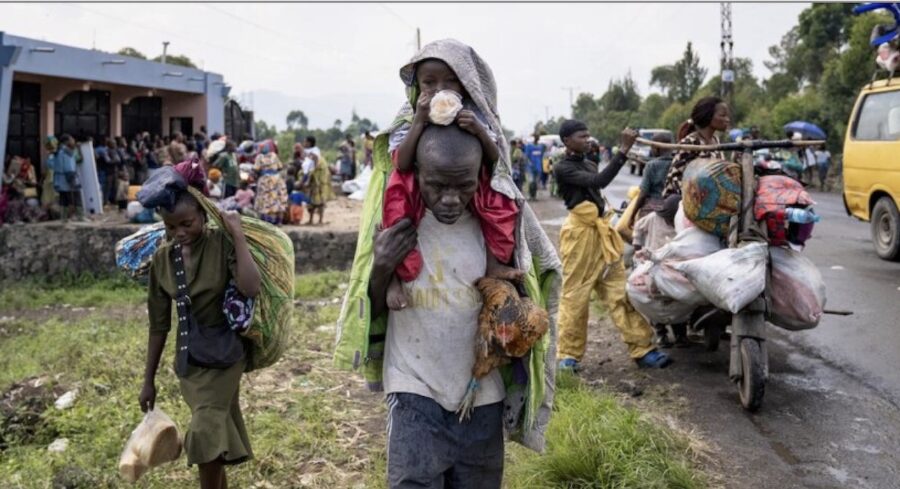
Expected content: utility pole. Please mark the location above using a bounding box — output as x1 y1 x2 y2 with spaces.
720 3 734 111
416 28 421 51
545 106 550 121
561 86 579 118
162 41 170 65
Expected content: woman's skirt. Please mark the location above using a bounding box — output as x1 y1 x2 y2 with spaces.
178 356 252 466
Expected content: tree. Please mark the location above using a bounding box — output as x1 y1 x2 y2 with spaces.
572 93 599 121
286 110 309 130
344 110 379 136
764 4 855 88
650 42 708 103
818 11 891 151
600 74 641 112
636 94 669 129
254 120 277 140
152 54 198 68
117 47 146 59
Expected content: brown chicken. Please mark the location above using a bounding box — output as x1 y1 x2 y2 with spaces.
457 277 550 420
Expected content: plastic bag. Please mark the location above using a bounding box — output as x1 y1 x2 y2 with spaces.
118 409 182 483
649 227 723 306
652 226 724 263
681 158 741 238
767 247 826 330
672 242 768 314
674 200 694 234
651 263 708 306
626 261 695 324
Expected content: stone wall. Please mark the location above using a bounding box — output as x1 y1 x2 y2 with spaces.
0 222 358 282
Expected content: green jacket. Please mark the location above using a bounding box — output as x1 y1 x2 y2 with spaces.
333 125 561 452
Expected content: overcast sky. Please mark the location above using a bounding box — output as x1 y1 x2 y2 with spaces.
1 2 807 135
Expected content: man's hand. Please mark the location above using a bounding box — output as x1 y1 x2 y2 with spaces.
413 92 435 126
456 110 485 137
373 218 418 276
619 128 639 154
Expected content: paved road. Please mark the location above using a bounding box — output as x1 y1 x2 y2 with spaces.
533 170 900 488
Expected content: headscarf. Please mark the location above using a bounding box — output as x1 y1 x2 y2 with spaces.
392 39 519 202
174 159 209 196
389 40 562 451
45 136 58 153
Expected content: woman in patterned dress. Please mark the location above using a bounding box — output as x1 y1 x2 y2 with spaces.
252 139 288 224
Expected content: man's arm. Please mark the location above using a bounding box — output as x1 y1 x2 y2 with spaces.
555 151 628 190
369 219 417 319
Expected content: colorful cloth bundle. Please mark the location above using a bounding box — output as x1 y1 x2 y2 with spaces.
188 187 294 372
681 158 742 238
115 187 294 371
115 223 167 283
754 175 816 247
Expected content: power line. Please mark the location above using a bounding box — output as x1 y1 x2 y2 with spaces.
64 3 286 68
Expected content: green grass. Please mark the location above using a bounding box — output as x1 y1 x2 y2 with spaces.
294 270 349 300
0 274 383 489
0 274 707 488
505 372 706 489
0 274 144 311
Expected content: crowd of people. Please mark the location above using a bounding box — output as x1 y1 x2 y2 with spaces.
0 127 377 227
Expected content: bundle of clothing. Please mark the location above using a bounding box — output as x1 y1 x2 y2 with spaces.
118 162 295 371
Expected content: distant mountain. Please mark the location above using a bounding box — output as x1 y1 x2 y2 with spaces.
234 89 404 132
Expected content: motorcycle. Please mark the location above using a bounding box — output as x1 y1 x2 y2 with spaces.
631 136 825 411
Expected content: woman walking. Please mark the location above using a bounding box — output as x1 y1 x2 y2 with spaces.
139 165 261 489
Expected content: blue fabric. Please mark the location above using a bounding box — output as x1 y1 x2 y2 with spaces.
636 350 672 369
289 191 310 206
50 148 78 192
115 223 166 282
524 143 545 175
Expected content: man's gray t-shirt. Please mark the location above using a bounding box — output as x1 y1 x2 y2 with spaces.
383 210 506 412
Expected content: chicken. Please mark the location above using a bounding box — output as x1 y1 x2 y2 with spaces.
457 277 550 421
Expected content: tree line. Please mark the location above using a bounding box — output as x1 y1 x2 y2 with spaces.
538 4 890 154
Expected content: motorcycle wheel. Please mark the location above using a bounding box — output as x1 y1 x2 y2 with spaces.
738 338 766 412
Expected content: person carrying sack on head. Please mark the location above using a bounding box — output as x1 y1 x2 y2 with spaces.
553 120 672 372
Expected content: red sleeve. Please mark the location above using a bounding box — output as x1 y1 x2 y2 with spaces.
471 168 519 264
382 170 426 282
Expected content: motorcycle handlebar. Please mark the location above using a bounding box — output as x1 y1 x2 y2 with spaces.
634 137 825 152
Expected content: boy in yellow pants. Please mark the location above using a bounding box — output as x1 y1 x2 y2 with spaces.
553 120 672 371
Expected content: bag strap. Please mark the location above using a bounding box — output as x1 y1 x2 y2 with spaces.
171 243 193 377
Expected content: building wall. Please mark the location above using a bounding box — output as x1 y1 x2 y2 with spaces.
1 32 228 174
